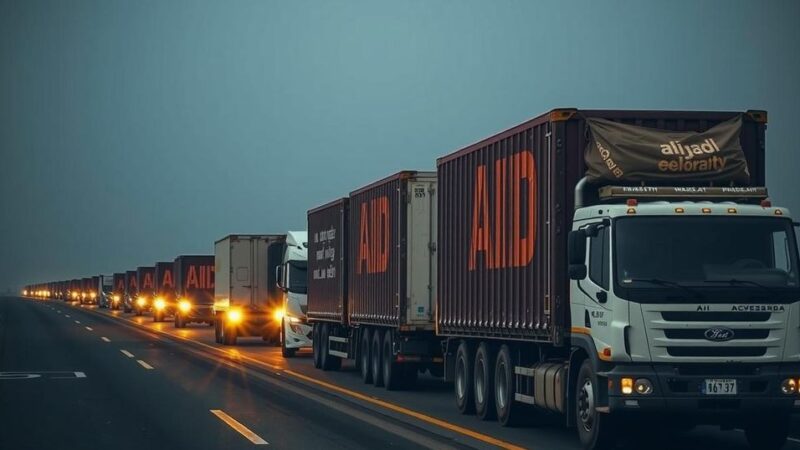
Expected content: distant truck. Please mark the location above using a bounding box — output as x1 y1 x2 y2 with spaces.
308 109 800 450
123 270 138 313
214 233 309 350
81 277 95 304
308 172 439 388
152 261 176 322
275 231 311 357
134 266 155 316
111 273 125 310
173 255 215 328
96 275 113 308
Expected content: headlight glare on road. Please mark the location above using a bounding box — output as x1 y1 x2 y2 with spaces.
154 298 166 310
228 309 243 324
781 378 797 395
179 300 191 312
621 377 634 395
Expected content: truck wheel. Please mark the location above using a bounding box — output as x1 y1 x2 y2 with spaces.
371 330 384 387
360 329 372 384
312 323 322 369
281 319 296 358
153 311 161 322
175 314 185 329
494 344 525 426
382 330 402 390
455 340 475 414
744 415 789 450
474 342 496 420
214 319 222 344
221 318 237 345
576 359 616 450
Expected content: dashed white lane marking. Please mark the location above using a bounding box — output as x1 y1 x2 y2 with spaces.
210 410 268 445
65 315 70 318
74 320 80 324
136 360 154 370
101 337 111 342
75 372 86 378
789 437 800 444
120 350 134 358
85 326 93 331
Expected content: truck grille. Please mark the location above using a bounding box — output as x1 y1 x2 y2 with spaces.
660 311 770 322
666 347 767 357
663 329 770 340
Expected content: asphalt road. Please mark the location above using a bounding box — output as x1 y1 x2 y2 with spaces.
2 296 799 450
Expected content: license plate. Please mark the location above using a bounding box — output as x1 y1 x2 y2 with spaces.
703 378 737 395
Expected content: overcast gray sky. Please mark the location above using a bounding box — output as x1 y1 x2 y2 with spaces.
2 0 799 291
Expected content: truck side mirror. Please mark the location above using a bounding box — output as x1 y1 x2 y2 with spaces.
568 230 587 280
275 265 287 292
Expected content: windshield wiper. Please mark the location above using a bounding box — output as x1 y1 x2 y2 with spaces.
704 279 778 295
623 278 705 299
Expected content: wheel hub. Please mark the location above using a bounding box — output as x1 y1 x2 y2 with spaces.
578 377 595 431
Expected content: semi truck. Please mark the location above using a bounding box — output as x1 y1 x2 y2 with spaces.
111 273 125 310
173 255 215 328
275 231 312 357
96 275 113 308
308 172 440 388
308 109 800 449
134 266 155 316
123 270 138 313
152 261 176 322
214 234 308 347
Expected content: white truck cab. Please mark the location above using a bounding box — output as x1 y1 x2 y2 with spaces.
277 231 312 357
567 185 800 449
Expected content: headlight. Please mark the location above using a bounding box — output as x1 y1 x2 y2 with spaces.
621 377 634 395
178 300 191 312
288 316 302 324
228 309 243 324
136 297 146 307
634 378 653 395
90 292 97 299
273 308 285 323
154 298 166 310
113 295 120 302
781 378 798 395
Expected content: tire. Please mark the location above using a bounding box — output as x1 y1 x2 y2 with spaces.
474 342 496 420
221 317 237 346
312 323 322 369
744 414 789 450
175 314 186 329
319 323 330 368
455 340 475 414
214 318 222 343
575 359 616 450
494 344 524 427
382 330 402 390
281 319 297 358
371 329 384 387
153 311 162 322
360 328 372 384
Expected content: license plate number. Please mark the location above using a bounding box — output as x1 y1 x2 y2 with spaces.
703 379 737 395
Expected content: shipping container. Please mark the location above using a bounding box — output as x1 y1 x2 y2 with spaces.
307 198 349 325
347 171 437 328
436 109 767 345
111 273 125 309
124 270 138 313
174 255 215 327
152 262 176 322
213 235 285 344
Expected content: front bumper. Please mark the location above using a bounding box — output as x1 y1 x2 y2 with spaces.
284 320 312 349
179 305 214 321
602 363 800 421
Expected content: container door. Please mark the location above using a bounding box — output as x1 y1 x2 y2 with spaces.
405 180 437 326
230 238 252 307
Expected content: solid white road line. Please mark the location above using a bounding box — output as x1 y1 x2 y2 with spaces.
85 326 93 331
210 410 268 445
120 350 134 358
101 337 111 342
136 360 154 370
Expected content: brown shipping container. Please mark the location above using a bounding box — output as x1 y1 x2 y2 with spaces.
307 198 349 324
113 273 126 295
174 255 215 304
125 271 138 297
136 266 155 296
348 171 437 328
436 108 767 345
155 262 176 297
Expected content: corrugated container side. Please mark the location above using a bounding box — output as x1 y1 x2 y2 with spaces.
214 239 231 307
307 198 349 324
125 271 138 297
154 262 175 296
175 255 215 304
113 273 125 294
136 267 155 296
437 109 767 344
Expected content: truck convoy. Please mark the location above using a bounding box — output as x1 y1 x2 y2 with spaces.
173 255 215 328
152 261 176 322
21 108 800 450
111 273 125 310
306 109 800 450
213 233 311 352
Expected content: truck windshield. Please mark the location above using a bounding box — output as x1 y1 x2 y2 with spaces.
288 261 307 294
614 216 800 302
